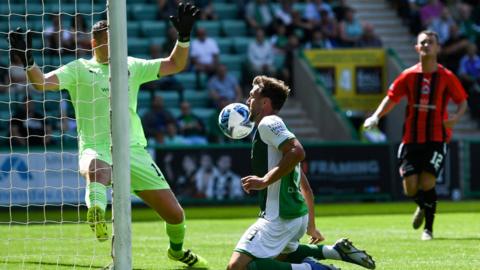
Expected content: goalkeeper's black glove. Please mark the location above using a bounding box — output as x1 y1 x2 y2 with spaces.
8 27 34 68
169 2 200 43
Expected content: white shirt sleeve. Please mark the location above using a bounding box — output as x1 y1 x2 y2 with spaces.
258 115 295 149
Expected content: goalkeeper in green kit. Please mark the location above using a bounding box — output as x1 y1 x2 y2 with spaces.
8 2 208 268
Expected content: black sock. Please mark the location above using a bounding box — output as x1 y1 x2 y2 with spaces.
413 190 425 209
285 244 325 263
423 188 437 232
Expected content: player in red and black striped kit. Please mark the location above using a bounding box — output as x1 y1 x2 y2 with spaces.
364 30 468 240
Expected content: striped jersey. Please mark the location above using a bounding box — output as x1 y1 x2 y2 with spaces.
388 63 467 143
251 115 308 220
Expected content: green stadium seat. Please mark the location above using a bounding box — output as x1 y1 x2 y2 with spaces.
127 22 140 37
222 20 246 37
44 3 76 14
232 37 252 54
176 72 205 89
192 108 215 123
213 3 237 20
77 4 106 14
141 21 166 38
150 37 166 48
220 54 244 72
184 89 209 108
128 38 150 56
216 37 233 54
195 21 221 37
132 5 157 21
154 90 180 109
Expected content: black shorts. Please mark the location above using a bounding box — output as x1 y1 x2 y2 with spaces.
397 142 448 178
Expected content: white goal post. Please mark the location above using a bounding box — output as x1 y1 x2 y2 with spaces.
0 0 131 268
107 0 132 269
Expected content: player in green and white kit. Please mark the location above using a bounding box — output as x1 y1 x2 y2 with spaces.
227 76 376 270
8 3 208 268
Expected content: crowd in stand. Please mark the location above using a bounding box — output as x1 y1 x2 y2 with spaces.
2 0 479 148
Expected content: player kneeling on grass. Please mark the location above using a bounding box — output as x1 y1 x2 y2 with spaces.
9 2 208 268
227 76 376 270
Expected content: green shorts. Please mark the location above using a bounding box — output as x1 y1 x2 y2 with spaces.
79 145 170 192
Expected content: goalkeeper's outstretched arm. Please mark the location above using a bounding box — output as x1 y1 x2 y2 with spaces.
158 2 199 77
27 66 60 91
8 28 59 91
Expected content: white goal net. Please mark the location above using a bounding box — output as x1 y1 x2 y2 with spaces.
0 1 113 268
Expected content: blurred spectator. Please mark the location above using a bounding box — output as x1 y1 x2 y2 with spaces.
155 0 178 20
274 0 295 28
177 101 208 144
207 64 243 107
164 122 187 145
245 0 275 34
303 0 334 24
419 0 443 28
356 23 383 48
45 14 74 54
190 27 220 82
338 7 364 47
458 42 480 120
161 26 178 56
280 33 301 88
171 154 198 198
292 10 315 43
271 22 289 54
209 155 243 200
247 28 276 77
318 8 339 44
142 95 175 145
332 0 349 22
9 95 53 147
428 7 455 45
439 24 470 73
195 0 218 21
457 3 480 46
194 154 219 198
304 29 334 49
71 14 91 57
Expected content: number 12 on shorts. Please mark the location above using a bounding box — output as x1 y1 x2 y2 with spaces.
430 151 443 171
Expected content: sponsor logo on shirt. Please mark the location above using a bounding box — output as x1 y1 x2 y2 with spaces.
267 121 286 136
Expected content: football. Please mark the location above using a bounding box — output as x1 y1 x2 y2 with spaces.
218 103 255 139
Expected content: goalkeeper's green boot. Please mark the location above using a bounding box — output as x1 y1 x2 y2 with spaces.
168 248 209 269
87 205 109 242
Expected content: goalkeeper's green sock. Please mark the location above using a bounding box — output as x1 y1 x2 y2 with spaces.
87 182 107 211
166 220 186 257
286 244 340 263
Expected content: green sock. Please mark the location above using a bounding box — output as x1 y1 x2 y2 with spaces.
166 220 185 256
247 258 292 270
87 182 107 211
286 244 326 263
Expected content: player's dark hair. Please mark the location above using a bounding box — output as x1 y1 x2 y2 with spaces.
417 30 439 44
92 20 108 41
253 76 290 111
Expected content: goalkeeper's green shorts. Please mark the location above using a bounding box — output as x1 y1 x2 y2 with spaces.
79 145 170 192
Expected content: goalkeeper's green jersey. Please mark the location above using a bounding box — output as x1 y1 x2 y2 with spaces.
49 57 161 152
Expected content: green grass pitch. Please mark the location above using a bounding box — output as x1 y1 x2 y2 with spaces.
0 201 479 269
